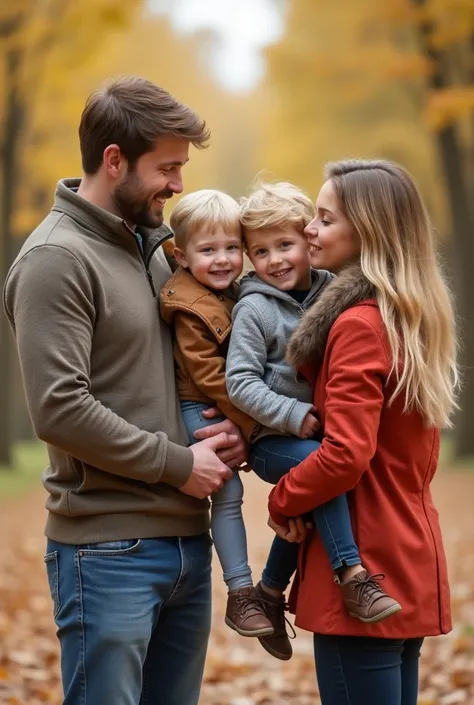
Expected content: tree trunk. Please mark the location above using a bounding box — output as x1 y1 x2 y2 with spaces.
437 130 474 458
0 48 24 467
412 0 474 458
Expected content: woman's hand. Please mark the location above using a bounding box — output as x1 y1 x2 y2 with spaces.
268 516 308 543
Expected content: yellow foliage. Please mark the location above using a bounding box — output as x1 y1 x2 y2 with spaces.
260 0 473 237
6 5 260 236
0 0 142 236
426 87 474 129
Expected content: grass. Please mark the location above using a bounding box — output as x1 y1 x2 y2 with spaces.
0 435 471 502
0 441 47 499
440 435 474 471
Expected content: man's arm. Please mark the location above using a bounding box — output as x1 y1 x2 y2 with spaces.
4 245 193 487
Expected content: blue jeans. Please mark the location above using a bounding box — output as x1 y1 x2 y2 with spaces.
181 401 252 591
45 535 212 705
314 635 424 705
250 435 361 590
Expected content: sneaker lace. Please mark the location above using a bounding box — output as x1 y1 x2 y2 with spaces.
235 593 268 618
353 573 387 606
260 597 296 640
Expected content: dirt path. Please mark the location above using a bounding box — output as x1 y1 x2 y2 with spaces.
0 470 473 704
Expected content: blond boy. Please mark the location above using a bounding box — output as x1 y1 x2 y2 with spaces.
159 190 273 638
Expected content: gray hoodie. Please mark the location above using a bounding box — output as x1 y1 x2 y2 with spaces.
226 269 332 438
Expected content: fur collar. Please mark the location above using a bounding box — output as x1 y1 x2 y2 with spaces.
286 263 376 368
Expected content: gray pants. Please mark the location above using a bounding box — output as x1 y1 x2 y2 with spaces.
180 400 252 591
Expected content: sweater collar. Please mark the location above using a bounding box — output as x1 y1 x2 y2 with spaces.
53 178 173 262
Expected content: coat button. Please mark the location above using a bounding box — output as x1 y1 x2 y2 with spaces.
167 289 175 296
218 295 225 301
216 327 222 334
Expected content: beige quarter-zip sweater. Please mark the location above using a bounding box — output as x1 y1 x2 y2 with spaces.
3 179 208 543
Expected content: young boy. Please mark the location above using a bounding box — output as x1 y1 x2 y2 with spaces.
226 181 401 661
159 189 273 638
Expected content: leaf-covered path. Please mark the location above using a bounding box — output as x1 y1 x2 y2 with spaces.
1 471 473 704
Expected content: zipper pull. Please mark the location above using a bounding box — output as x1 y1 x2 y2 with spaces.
146 269 157 297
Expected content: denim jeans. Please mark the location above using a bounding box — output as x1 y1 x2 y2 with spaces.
250 435 361 590
314 635 424 705
45 534 212 705
180 400 252 591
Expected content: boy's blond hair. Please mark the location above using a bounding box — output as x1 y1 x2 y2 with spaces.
170 189 241 249
239 181 314 233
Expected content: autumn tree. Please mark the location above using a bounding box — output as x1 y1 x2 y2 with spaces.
407 0 474 456
0 0 140 465
262 0 473 457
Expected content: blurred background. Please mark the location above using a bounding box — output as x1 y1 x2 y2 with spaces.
0 1 473 703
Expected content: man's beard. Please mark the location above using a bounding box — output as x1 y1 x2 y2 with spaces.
113 168 172 229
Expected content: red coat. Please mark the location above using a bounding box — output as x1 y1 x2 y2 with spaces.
269 266 451 638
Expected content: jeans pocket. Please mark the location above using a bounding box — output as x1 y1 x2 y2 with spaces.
78 539 143 556
44 551 60 618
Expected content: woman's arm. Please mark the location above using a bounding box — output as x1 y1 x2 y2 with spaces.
226 302 314 436
269 314 387 524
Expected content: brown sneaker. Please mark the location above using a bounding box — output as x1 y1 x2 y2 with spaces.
254 581 295 661
225 587 274 637
340 570 402 624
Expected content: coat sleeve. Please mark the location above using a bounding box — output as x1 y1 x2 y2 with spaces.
174 311 259 442
269 314 387 524
226 301 314 436
3 245 193 488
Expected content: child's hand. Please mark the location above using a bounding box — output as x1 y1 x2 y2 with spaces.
298 407 320 439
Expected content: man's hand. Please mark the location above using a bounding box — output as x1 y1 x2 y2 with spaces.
298 407 320 439
195 408 247 466
181 433 235 499
268 516 308 543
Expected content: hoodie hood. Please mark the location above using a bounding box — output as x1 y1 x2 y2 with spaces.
238 268 333 307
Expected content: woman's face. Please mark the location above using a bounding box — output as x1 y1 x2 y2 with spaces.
305 180 360 273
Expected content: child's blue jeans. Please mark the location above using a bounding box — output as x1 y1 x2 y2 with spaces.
180 401 252 592
250 435 361 591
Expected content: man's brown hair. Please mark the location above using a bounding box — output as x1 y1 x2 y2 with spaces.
79 76 210 174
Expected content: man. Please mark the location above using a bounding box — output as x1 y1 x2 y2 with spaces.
3 77 246 705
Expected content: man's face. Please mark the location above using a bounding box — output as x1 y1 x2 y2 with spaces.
113 136 189 229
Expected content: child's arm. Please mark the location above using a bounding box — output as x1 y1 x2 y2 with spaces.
226 302 314 436
174 312 259 443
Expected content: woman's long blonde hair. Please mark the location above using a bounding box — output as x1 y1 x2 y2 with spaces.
326 159 459 428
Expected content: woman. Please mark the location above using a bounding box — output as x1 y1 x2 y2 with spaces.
267 159 458 705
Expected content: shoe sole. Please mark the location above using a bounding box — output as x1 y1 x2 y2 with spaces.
349 603 402 624
225 616 274 637
258 637 293 661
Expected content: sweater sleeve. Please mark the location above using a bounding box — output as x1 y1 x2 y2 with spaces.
269 314 386 524
173 311 259 442
3 245 193 488
226 301 313 435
